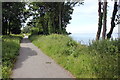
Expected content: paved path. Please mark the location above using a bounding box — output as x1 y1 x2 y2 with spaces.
11 36 73 78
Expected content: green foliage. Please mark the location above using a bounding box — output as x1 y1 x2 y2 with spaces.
30 27 39 35
29 34 119 78
22 26 31 34
2 2 29 35
89 39 120 54
28 2 83 35
2 35 22 78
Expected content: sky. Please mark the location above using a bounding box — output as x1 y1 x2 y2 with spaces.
66 0 119 34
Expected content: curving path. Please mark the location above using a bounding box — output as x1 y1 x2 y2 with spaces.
11 36 73 78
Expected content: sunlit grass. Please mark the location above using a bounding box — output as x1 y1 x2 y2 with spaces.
29 34 119 78
2 35 22 78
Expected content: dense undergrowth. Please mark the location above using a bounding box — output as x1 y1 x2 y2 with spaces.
29 34 119 78
2 34 23 78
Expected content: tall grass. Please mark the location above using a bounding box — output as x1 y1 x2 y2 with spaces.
0 36 2 79
29 34 119 78
2 35 22 78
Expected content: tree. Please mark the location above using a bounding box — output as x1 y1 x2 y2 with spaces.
59 2 62 34
102 0 107 39
107 0 118 39
22 26 31 33
96 0 103 40
2 2 83 35
2 2 28 35
27 2 80 35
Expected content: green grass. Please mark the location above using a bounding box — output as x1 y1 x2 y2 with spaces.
2 35 23 78
29 34 119 78
0 36 2 79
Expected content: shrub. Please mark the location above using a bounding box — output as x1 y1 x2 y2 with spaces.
89 39 119 54
2 35 22 78
30 27 39 35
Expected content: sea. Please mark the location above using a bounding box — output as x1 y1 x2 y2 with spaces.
69 33 119 45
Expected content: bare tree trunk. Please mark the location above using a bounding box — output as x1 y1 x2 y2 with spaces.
4 17 8 35
8 20 11 35
102 0 107 39
52 16 56 33
96 0 103 40
107 0 118 39
46 19 49 34
59 2 62 34
5 20 8 35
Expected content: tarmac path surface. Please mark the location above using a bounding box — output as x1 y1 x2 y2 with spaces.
11 36 73 78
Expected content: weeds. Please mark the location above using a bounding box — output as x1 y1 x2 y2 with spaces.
29 34 119 78
2 35 22 78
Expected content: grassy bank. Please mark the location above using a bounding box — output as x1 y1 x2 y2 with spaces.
2 34 23 78
29 34 119 78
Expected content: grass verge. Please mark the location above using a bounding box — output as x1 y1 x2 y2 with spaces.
2 34 23 78
0 35 2 79
29 34 119 78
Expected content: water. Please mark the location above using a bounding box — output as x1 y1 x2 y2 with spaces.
69 33 119 45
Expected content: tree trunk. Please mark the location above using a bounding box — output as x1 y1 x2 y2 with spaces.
102 0 107 39
2 18 8 35
59 2 62 34
96 0 103 40
45 19 49 35
52 16 56 33
5 19 8 35
8 20 11 35
107 0 118 39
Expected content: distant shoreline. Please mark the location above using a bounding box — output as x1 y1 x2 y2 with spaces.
69 33 119 45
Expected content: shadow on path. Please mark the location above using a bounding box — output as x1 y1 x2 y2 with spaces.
11 36 73 78
13 47 37 70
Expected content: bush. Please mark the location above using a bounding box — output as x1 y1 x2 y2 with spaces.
30 27 39 35
2 35 22 78
89 39 119 54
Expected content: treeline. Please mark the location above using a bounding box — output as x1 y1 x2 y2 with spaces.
2 2 29 35
2 2 83 35
27 2 82 35
2 1 119 39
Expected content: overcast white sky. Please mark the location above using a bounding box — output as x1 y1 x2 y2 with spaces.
66 0 119 34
